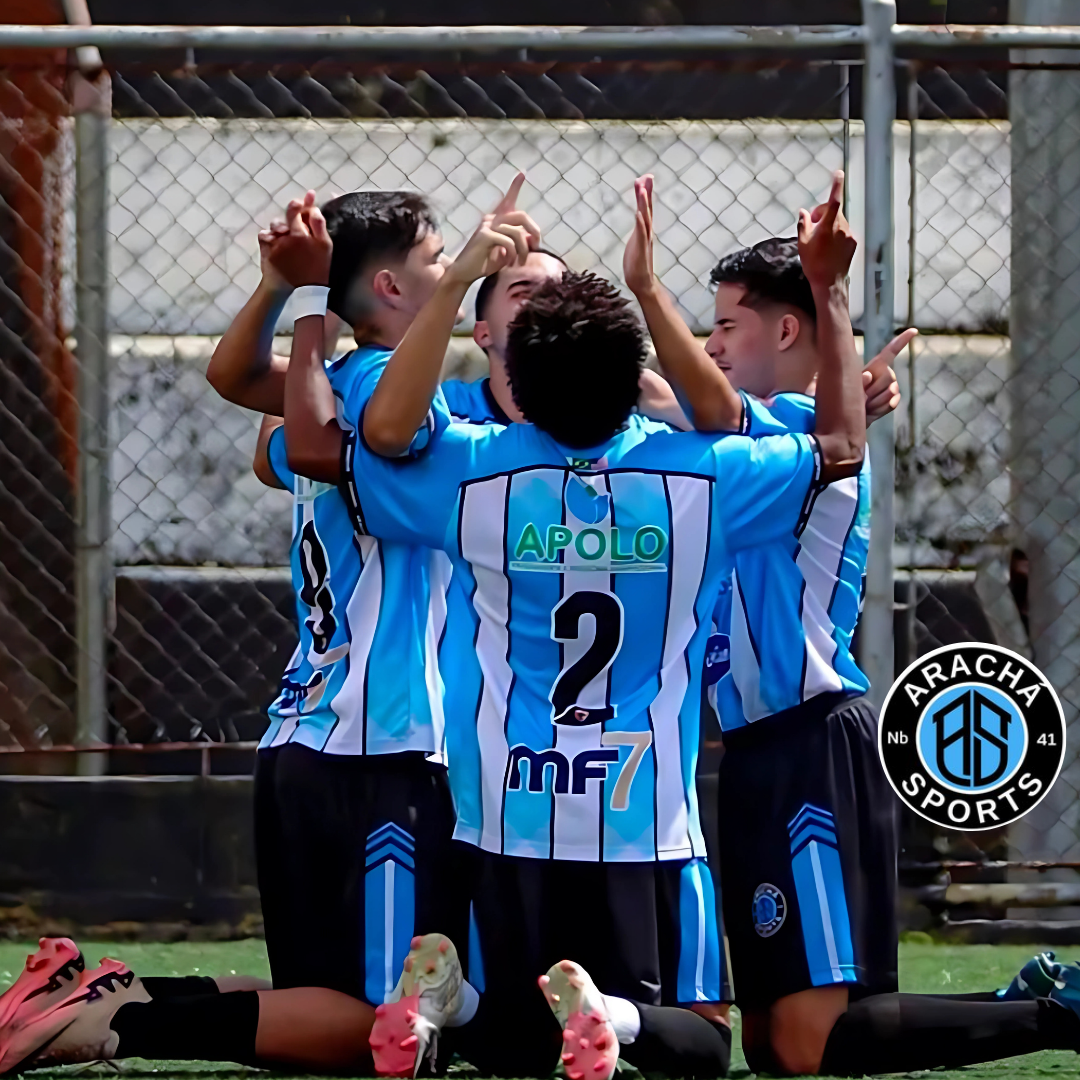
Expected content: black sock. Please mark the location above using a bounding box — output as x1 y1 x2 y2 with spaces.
620 1003 730 1079
142 977 220 999
820 993 1080 1076
111 991 260 1065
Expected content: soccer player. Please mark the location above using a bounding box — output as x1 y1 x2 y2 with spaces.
445 247 690 430
624 175 1080 1077
278 228 743 1062
268 171 865 1080
213 182 536 1009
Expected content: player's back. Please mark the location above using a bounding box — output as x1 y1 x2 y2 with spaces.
344 413 820 862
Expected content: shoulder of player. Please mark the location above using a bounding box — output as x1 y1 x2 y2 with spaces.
326 345 392 389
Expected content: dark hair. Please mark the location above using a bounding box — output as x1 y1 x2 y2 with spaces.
322 191 438 320
709 237 816 324
506 271 645 449
474 248 569 324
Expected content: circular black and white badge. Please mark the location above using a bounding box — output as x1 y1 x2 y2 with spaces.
879 643 1065 831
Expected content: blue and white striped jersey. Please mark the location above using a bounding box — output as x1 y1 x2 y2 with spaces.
709 392 871 732
260 346 448 758
441 377 512 426
342 414 821 862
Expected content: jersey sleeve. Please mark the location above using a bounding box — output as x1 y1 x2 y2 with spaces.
265 424 295 490
712 432 821 550
335 352 452 460
342 422 480 550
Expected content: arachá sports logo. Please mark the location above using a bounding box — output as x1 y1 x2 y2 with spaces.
878 643 1065 830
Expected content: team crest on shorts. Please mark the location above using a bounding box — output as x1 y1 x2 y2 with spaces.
752 883 786 937
879 643 1065 832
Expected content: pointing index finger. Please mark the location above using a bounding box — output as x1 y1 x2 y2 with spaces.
820 170 844 229
493 172 526 216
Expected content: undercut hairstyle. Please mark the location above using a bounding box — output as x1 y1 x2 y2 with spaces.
322 191 438 319
474 248 569 324
506 271 646 449
709 237 816 324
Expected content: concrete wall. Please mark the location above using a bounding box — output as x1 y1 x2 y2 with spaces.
107 117 1010 337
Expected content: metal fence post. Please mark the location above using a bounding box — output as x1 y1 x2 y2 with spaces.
1008 0 1080 862
860 0 897 707
73 69 112 775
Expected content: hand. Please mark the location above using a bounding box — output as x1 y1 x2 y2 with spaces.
797 170 857 288
624 174 657 297
265 190 333 288
444 172 542 287
258 220 291 295
863 327 915 423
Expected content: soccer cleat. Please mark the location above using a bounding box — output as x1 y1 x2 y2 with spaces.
1000 951 1060 1001
0 958 150 1074
1002 951 1080 1019
369 934 464 1078
0 938 85 1033
539 960 620 1080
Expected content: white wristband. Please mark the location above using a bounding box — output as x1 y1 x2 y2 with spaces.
293 284 329 320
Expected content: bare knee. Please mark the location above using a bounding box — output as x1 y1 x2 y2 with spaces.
767 987 849 1076
690 1001 732 1029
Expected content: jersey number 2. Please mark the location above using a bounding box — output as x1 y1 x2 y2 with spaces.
550 591 624 725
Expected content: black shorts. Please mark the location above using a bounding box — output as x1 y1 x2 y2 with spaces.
254 744 466 1003
717 692 899 1011
449 849 730 1077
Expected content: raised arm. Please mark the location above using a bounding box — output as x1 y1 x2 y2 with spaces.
206 226 292 415
624 174 743 433
258 194 343 483
799 171 865 483
363 173 541 456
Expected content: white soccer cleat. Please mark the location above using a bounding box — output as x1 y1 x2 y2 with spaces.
0 957 150 1074
369 934 463 1078
539 960 620 1080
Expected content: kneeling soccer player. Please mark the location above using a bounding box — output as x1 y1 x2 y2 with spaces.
624 173 1080 1077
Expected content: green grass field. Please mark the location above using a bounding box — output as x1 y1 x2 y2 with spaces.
3 940 1078 1079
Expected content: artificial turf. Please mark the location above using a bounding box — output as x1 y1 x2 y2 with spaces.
3 939 1078 1079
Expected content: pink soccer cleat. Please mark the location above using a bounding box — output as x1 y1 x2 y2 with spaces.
369 934 465 1078
0 957 150 1074
539 960 620 1080
0 938 84 1034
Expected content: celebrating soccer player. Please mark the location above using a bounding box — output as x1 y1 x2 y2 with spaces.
624 172 1080 1078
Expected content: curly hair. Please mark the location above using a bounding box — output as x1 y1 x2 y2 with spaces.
709 236 816 324
322 191 438 320
506 271 646 449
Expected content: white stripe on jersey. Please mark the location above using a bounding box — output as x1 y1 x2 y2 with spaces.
650 474 710 860
795 478 859 701
460 477 515 855
425 551 452 765
322 534 382 754
552 473 615 862
729 570 765 721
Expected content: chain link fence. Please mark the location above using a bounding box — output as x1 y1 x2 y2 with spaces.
3 27 1080 927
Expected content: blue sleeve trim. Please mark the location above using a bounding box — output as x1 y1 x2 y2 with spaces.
266 424 293 489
